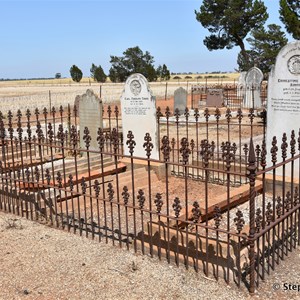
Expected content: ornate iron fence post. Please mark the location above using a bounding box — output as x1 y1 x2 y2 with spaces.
143 132 154 257
156 107 162 155
111 128 122 247
0 113 6 168
179 137 190 268
247 138 257 294
161 135 171 262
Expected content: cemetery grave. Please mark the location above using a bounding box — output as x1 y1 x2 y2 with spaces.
0 42 300 295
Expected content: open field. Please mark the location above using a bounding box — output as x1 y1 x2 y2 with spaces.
0 72 240 86
0 74 239 114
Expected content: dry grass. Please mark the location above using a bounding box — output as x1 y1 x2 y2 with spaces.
0 72 240 87
170 72 239 81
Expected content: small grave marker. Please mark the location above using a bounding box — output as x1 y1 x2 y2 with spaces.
174 87 187 114
206 89 224 107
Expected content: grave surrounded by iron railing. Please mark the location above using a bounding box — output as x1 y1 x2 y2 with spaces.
191 83 268 109
0 105 299 294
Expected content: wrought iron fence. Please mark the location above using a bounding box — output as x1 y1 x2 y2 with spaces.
191 84 268 110
156 106 266 186
0 107 299 295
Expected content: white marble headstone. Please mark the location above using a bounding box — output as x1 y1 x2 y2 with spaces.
121 73 159 159
174 87 187 114
267 41 300 176
79 89 103 151
244 67 263 109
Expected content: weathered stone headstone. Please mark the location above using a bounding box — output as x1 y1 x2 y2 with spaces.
206 89 224 107
267 41 300 176
174 87 187 114
78 89 103 151
237 71 246 99
121 73 159 159
244 67 263 109
73 95 80 116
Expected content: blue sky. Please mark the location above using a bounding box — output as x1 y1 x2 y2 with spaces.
0 0 292 79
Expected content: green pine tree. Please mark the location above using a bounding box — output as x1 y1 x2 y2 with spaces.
279 0 300 40
70 65 83 82
195 0 268 66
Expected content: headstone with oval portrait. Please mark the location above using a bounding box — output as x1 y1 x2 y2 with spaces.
121 73 159 159
266 41 300 176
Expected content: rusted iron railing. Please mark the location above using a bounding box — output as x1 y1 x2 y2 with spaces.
0 106 299 295
191 84 268 110
156 106 266 186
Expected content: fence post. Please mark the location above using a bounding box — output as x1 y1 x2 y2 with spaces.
49 90 51 112
165 81 168 101
247 138 257 294
191 87 194 109
0 113 5 162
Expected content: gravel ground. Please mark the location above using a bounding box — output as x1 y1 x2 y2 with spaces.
1 211 300 300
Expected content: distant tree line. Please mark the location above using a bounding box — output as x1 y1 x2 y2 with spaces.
69 46 171 83
170 71 232 75
0 77 61 81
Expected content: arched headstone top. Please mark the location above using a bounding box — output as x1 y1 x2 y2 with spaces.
245 67 263 87
269 40 300 77
123 73 154 100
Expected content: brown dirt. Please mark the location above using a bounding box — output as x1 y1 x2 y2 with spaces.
1 211 300 300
